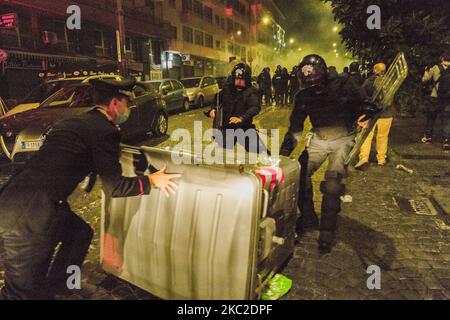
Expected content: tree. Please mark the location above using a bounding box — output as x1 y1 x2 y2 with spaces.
324 0 450 113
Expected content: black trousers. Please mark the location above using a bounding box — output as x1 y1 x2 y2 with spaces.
0 207 93 300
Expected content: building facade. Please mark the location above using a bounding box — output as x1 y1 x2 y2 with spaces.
0 0 172 100
161 0 285 79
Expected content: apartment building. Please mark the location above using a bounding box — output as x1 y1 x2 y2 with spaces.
161 0 285 79
0 0 172 99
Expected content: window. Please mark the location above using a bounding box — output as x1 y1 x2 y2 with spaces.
94 30 113 57
215 15 220 26
171 80 183 90
169 0 176 8
203 77 214 86
125 37 140 61
182 0 192 11
215 40 222 50
193 0 203 17
220 18 225 30
204 6 213 23
194 30 204 46
183 26 193 43
205 34 213 48
161 81 173 95
227 42 234 54
171 26 178 40
241 47 246 59
227 18 233 33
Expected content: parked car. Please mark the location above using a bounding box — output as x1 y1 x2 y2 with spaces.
0 81 168 162
3 74 122 117
180 76 219 108
141 79 189 112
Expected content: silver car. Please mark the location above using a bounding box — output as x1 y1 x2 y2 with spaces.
180 76 219 108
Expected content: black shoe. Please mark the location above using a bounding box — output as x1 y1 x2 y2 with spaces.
296 214 319 236
318 240 333 254
354 161 369 171
318 231 335 254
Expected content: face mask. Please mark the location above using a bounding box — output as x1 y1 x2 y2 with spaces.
115 105 131 125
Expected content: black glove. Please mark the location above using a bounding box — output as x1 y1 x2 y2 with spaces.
360 100 382 121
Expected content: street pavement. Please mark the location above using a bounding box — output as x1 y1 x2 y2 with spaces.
0 106 449 300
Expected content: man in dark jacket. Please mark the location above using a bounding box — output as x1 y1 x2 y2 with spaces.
257 67 272 107
0 79 181 300
272 65 284 107
208 63 267 154
280 54 370 253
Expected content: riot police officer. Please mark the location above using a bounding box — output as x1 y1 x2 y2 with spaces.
280 54 369 253
208 63 268 154
0 78 181 299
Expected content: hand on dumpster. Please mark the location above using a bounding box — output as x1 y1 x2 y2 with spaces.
149 163 181 197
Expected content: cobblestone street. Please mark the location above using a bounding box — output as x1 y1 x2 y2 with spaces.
0 107 449 300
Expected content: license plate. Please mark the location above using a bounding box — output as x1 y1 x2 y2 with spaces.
21 140 43 150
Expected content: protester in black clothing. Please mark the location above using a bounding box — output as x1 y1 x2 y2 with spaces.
207 63 268 154
257 67 272 107
0 79 181 300
280 54 372 253
348 62 364 85
272 65 283 107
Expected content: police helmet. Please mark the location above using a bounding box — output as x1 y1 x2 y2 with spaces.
231 63 252 88
298 54 328 89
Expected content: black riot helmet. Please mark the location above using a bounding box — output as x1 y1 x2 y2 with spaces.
298 54 328 89
231 62 252 88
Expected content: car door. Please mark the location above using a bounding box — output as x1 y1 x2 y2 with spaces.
160 80 175 111
170 80 184 110
203 77 215 104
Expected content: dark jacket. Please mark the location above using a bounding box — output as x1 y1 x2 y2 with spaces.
289 72 300 95
280 74 366 155
362 73 392 118
218 83 261 130
257 71 271 91
272 71 283 90
0 109 151 234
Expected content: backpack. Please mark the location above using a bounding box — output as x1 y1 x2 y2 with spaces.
437 65 450 100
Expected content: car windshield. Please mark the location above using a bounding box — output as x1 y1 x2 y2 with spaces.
40 85 94 109
180 78 201 88
20 79 83 104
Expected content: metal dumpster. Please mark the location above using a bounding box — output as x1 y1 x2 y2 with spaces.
101 146 300 299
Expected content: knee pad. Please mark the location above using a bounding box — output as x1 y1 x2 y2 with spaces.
320 171 345 195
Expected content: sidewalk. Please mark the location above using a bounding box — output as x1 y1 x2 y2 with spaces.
280 114 450 299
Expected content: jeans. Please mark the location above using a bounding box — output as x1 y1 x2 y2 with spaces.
298 133 355 235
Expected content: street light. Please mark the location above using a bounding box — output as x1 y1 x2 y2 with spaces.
298 47 302 51
333 26 338 32
237 30 242 36
333 43 337 47
289 38 294 44
263 16 270 25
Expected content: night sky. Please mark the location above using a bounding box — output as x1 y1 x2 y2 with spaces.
274 0 352 71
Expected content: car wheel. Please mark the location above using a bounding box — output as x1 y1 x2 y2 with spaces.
0 135 14 160
197 96 204 109
183 99 190 111
153 112 168 137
